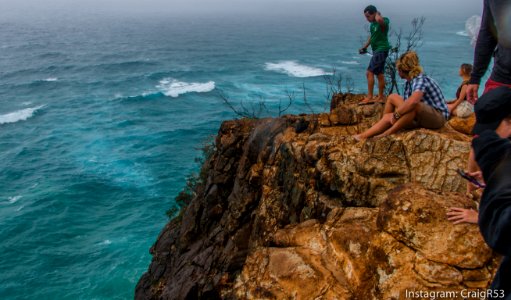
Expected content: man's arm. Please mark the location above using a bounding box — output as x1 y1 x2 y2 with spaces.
469 0 498 86
467 0 497 103
360 36 371 52
375 12 386 32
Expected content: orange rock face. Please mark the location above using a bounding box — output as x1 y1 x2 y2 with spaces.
136 94 496 299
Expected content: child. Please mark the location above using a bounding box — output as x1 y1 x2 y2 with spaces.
447 64 473 118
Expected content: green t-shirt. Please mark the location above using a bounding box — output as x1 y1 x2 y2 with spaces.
370 17 391 52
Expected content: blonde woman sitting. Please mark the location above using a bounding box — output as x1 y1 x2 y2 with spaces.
354 51 449 140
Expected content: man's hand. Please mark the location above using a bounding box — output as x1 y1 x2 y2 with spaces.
466 84 480 104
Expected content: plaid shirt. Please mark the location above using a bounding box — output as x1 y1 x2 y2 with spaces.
404 74 449 119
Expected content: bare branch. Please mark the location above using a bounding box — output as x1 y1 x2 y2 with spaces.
384 17 426 95
302 83 315 115
279 90 294 116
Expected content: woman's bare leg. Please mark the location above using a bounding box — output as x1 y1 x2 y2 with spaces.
355 113 393 139
378 110 416 136
383 93 405 114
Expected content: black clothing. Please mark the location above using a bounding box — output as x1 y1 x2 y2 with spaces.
473 87 511 135
473 130 511 299
469 0 511 85
455 80 468 100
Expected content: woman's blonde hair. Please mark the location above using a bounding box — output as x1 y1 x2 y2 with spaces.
396 51 423 78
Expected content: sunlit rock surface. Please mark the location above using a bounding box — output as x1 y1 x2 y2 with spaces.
136 94 496 299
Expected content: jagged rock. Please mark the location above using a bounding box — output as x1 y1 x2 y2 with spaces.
136 93 496 299
232 185 493 299
448 113 476 135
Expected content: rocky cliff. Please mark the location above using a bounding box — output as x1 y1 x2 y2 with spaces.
136 94 497 299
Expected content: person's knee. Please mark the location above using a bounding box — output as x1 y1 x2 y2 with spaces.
366 70 374 78
387 93 402 103
413 102 424 113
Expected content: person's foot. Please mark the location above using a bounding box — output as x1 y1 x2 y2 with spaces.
359 95 375 105
353 134 365 142
373 133 388 139
374 95 386 103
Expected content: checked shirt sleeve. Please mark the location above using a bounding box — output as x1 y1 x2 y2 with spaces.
411 75 427 93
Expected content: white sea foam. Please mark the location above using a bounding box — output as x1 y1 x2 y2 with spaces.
100 240 112 245
43 77 58 82
8 196 22 204
341 60 360 65
157 78 215 98
21 101 32 106
264 61 332 77
0 105 44 125
465 15 481 46
456 31 469 37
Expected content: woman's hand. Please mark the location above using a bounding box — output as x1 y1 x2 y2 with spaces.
447 207 478 224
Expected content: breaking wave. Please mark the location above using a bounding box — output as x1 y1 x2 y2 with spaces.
156 78 215 98
0 105 44 125
264 61 332 77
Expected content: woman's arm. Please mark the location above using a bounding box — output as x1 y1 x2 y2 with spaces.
448 84 468 112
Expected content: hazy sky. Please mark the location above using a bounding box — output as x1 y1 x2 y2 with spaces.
0 0 482 14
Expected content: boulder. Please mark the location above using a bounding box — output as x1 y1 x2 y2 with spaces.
136 93 496 299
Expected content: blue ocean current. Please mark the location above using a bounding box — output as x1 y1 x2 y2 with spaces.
0 11 483 299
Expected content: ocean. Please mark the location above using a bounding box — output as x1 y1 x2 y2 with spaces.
0 9 484 299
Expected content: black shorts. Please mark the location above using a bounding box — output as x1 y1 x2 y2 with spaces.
367 50 389 75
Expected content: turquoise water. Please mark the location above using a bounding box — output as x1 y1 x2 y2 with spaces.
0 10 480 299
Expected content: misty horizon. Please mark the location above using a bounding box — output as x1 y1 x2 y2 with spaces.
0 0 482 21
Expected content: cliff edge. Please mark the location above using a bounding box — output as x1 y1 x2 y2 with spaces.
136 93 497 299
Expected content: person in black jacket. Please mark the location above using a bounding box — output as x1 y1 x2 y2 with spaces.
472 86 511 299
465 0 511 195
467 0 511 102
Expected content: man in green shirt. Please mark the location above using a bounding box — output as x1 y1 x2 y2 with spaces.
359 5 391 104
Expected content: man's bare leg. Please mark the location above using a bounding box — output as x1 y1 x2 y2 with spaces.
361 70 375 103
375 73 386 102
